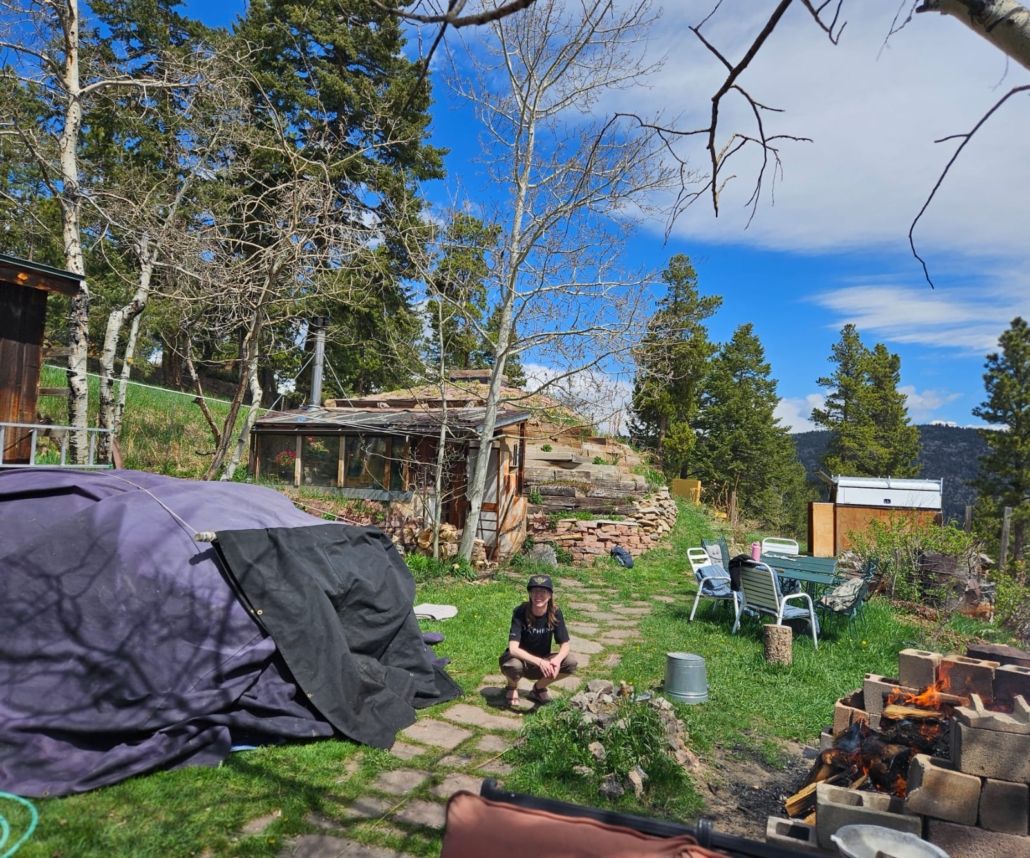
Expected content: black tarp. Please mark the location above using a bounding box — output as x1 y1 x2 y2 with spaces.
0 469 459 797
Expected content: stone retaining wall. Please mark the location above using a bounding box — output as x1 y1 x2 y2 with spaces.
530 488 678 566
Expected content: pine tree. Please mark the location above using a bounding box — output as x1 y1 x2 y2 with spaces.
426 213 496 371
234 0 444 395
812 325 919 477
694 324 807 530
630 254 721 477
973 316 1030 562
865 343 920 476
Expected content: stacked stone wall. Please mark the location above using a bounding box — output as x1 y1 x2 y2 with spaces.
530 488 678 566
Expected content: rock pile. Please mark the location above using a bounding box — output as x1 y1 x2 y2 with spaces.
536 488 678 566
565 679 701 800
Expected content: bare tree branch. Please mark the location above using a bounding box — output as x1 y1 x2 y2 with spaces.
909 83 1030 287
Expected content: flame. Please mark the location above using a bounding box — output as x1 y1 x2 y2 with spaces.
905 680 945 710
895 775 907 798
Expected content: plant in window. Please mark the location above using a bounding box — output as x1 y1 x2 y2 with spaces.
275 449 297 468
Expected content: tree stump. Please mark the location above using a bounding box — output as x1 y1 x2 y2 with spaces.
763 624 793 666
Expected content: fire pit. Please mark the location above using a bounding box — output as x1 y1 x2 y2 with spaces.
773 647 1030 855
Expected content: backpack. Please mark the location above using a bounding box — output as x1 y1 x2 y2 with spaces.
609 545 634 569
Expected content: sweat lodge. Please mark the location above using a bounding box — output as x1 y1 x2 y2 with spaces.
0 468 460 797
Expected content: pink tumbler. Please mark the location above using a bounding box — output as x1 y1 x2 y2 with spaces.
750 541 761 561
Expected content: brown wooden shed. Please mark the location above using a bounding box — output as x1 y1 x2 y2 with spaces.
0 254 83 463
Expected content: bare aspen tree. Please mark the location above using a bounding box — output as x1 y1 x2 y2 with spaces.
451 0 679 560
0 0 190 462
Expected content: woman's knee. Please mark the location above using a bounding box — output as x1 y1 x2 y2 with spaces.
500 656 526 681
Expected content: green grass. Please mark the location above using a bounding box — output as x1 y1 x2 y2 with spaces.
36 365 251 478
9 490 1007 856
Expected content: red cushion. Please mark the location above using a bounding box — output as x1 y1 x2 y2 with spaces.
440 791 730 858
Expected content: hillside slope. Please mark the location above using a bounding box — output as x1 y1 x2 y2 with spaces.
793 425 986 523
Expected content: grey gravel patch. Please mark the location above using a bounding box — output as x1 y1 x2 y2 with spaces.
569 636 603 655
440 703 522 732
438 753 475 768
399 718 473 750
611 606 651 616
431 773 484 799
479 673 507 687
550 675 583 692
242 810 281 835
278 834 417 858
475 734 509 754
388 742 424 761
393 799 446 830
481 760 514 776
556 577 586 588
602 653 623 668
651 595 677 603
370 768 430 795
567 601 600 611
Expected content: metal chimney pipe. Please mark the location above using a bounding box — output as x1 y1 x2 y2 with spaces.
310 317 327 407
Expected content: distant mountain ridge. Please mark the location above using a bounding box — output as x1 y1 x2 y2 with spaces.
792 425 986 523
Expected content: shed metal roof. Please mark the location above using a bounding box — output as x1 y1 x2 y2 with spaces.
252 405 531 438
0 253 84 296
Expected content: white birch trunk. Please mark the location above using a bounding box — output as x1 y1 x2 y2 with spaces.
58 0 90 462
98 233 154 462
919 0 1030 71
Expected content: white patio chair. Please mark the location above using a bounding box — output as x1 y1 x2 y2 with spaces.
732 561 819 648
686 546 739 623
761 536 800 556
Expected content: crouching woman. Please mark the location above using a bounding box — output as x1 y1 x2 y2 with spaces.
500 574 578 706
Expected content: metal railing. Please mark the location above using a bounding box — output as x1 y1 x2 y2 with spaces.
0 421 113 469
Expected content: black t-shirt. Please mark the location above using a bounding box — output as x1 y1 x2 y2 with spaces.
507 603 570 658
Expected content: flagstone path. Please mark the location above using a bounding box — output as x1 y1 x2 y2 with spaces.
276 578 666 857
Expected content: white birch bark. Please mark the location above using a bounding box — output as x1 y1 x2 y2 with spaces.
918 0 1030 71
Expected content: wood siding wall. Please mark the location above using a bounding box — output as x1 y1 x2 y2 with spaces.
0 282 47 462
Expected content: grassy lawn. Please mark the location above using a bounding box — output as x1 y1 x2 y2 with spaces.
10 495 1002 857
36 365 248 478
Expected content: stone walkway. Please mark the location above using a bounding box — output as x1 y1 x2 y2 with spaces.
276 577 670 857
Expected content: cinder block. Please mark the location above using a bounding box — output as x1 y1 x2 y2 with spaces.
926 819 1030 858
898 648 942 691
995 665 1030 708
819 729 834 751
905 754 982 825
815 782 922 849
967 642 1030 669
765 817 833 855
864 674 914 720
941 653 1000 703
979 778 1029 835
953 720 1030 783
833 689 868 736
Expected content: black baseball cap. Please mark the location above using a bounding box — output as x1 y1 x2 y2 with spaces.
526 574 553 593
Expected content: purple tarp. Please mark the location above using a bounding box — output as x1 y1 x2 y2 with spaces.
0 469 455 797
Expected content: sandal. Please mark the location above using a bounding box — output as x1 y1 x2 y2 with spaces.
526 685 552 705
504 686 519 706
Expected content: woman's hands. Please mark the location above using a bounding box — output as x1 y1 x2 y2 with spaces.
538 655 562 679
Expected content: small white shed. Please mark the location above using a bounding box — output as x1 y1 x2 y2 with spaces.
809 475 944 556
833 476 943 511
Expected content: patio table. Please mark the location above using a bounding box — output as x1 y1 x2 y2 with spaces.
760 552 838 597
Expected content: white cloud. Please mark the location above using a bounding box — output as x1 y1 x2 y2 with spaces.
807 278 1029 354
608 1 1030 259
522 362 633 435
899 385 963 423
776 393 824 433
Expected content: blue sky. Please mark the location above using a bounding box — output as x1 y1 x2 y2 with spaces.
186 0 1028 432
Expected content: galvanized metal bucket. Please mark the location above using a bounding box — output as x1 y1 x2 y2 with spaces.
664 652 708 704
